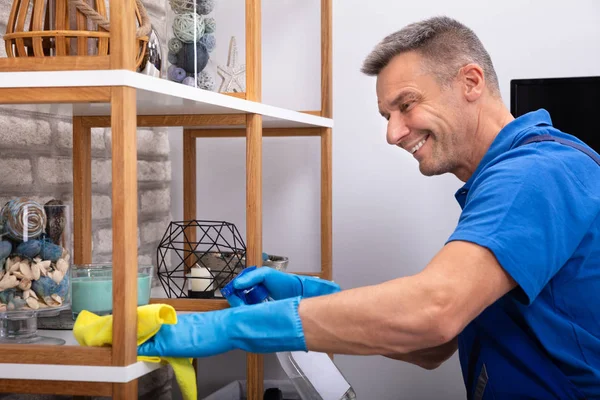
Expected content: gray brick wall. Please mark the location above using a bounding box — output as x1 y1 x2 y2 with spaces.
0 1 175 398
0 109 173 272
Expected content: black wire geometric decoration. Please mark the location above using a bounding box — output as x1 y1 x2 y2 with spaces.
156 220 246 299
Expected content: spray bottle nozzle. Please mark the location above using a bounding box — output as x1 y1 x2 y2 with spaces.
222 266 270 305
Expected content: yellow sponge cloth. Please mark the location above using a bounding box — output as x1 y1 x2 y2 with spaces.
73 304 196 400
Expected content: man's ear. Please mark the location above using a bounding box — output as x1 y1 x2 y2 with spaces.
460 63 485 102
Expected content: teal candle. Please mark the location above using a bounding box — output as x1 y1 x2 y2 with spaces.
71 273 152 319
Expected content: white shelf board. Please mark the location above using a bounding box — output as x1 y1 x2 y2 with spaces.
0 329 162 382
0 70 333 129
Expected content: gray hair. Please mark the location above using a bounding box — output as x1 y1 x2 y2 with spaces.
361 16 500 96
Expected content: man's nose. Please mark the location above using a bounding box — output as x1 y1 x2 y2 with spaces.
386 113 410 145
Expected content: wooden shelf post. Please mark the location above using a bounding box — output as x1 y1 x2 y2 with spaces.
73 116 93 265
183 129 198 274
110 0 139 398
245 0 264 398
321 0 333 281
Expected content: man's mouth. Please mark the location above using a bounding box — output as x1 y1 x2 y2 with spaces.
410 135 429 154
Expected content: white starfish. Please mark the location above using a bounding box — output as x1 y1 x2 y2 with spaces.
217 36 246 93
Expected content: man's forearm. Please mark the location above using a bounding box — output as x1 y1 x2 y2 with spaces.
297 241 515 356
384 336 458 370
297 274 455 356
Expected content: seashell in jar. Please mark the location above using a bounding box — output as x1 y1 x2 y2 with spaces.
27 289 38 300
55 258 69 274
25 297 39 310
4 257 14 272
17 278 31 291
51 270 64 284
0 273 18 290
31 263 41 280
19 262 34 280
62 249 70 263
51 294 62 305
43 295 59 307
9 260 21 273
12 271 25 280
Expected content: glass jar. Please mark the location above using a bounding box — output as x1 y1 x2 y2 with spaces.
0 197 72 345
165 0 217 90
71 263 154 320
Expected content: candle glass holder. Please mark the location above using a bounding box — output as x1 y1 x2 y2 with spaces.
70 263 154 320
156 220 246 299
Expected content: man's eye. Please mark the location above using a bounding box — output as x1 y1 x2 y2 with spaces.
400 102 412 112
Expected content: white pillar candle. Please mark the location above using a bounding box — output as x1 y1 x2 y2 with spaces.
188 264 213 292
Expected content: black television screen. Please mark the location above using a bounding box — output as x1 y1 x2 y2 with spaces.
510 76 600 153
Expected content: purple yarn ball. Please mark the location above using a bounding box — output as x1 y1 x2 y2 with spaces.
199 34 216 52
168 65 187 82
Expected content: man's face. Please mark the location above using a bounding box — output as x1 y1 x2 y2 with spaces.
376 51 469 177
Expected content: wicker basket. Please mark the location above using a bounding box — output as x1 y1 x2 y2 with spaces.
3 0 151 69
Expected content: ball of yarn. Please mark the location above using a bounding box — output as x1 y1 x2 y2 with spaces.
0 198 47 241
197 0 215 15
182 76 197 87
176 42 209 74
197 70 215 91
168 0 195 13
199 34 216 52
173 12 205 43
204 17 216 34
168 65 187 82
168 52 178 65
168 37 183 54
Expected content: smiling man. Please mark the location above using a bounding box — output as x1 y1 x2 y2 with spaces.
139 16 600 399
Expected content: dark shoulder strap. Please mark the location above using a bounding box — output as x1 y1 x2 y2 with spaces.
518 134 600 166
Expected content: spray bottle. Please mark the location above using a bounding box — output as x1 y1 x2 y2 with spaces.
222 268 357 400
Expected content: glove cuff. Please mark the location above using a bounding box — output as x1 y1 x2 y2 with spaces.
227 296 307 353
298 275 341 298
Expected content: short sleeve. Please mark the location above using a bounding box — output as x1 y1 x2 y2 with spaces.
447 146 600 305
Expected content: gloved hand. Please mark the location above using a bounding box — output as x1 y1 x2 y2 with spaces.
226 266 341 307
137 296 306 358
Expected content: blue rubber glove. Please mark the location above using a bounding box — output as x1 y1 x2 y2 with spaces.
227 267 341 307
137 296 306 358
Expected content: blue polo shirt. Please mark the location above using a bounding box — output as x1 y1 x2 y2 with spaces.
447 109 600 397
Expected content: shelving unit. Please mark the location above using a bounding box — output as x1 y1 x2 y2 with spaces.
0 1 332 399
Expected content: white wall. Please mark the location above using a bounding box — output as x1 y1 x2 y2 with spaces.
169 0 600 398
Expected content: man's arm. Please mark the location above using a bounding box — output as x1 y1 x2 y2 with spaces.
298 240 516 355
384 336 458 370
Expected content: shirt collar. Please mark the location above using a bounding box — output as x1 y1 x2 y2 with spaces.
454 108 553 202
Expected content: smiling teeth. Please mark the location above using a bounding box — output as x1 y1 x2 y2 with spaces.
411 137 427 154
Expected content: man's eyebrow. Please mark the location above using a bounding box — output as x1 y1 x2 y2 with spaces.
389 91 418 107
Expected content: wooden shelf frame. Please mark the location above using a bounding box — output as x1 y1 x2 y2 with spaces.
0 0 332 399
